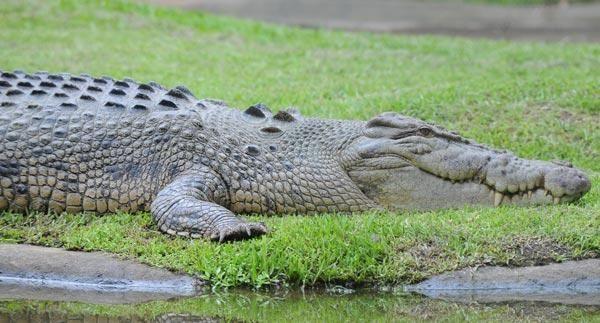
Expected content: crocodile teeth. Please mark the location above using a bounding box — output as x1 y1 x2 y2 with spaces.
554 197 560 205
527 191 532 199
494 192 504 207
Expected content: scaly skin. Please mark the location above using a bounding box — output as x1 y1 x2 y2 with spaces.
0 71 591 242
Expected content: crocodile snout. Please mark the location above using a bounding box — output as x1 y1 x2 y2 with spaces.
544 165 591 200
480 153 591 206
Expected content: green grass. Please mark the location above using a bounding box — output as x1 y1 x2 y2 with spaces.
0 0 599 289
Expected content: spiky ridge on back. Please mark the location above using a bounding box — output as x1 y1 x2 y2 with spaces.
0 70 200 115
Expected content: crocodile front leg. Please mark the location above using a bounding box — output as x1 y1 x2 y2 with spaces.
150 168 267 242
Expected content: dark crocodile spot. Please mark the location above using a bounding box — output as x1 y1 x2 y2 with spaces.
166 88 189 100
25 74 41 80
273 110 296 122
31 90 47 96
1 72 17 79
260 126 282 134
269 145 277 152
159 99 178 109
244 104 271 118
8 160 21 171
93 78 107 84
283 161 294 171
80 94 96 101
67 183 79 193
134 93 151 100
54 128 67 137
245 145 261 156
114 80 130 88
54 92 68 98
70 76 86 83
27 104 41 109
1 102 16 107
105 101 125 109
6 89 23 96
53 162 68 171
109 89 127 96
0 80 11 87
31 147 43 156
48 74 64 81
40 81 56 88
15 184 28 194
60 103 77 109
132 104 147 110
17 81 33 88
196 102 207 109
191 121 203 129
87 86 102 92
149 81 164 90
176 85 196 98
138 84 155 92
62 83 79 91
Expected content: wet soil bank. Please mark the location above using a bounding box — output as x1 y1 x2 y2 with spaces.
144 0 600 42
1 244 599 305
0 244 203 304
407 259 600 305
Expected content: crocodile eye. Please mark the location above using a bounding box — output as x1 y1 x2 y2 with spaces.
418 127 433 137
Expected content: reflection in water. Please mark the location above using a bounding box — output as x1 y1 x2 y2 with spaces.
1 291 599 322
0 312 224 323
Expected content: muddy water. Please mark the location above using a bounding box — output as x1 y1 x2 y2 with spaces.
1 290 599 322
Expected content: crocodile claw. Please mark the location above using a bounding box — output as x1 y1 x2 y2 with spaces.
210 222 267 243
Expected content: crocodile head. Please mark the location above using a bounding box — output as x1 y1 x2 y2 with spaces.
344 112 591 210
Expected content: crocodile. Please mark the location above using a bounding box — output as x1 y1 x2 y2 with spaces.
0 70 591 242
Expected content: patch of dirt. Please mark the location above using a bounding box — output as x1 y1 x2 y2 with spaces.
498 236 576 266
406 240 450 267
395 239 456 277
397 235 598 284
523 104 592 126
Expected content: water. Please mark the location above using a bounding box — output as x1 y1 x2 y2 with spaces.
1 290 599 322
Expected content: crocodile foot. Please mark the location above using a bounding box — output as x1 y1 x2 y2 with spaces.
210 222 268 242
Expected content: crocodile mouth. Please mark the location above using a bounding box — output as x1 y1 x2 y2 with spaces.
348 160 590 211
433 177 586 207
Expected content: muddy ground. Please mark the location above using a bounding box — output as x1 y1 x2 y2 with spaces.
1 244 599 305
408 258 600 305
0 244 202 304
